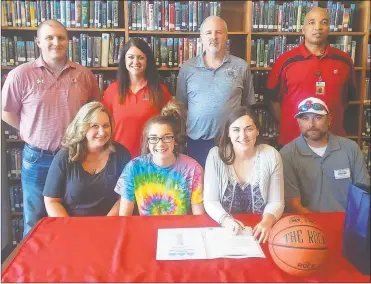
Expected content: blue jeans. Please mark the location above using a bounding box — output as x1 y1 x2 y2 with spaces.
21 144 58 237
186 137 215 169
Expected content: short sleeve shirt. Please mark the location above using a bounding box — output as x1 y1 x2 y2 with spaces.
176 54 255 140
267 42 356 145
280 134 370 211
114 154 203 215
102 81 172 158
43 143 131 216
1 57 102 151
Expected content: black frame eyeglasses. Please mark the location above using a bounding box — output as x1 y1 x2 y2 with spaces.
148 135 174 144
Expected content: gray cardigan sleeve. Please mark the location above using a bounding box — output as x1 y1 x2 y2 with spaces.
262 147 285 220
203 147 229 223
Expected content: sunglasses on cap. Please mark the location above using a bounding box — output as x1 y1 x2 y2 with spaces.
298 102 326 112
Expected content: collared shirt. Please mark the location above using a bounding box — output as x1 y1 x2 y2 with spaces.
280 133 370 212
176 54 255 140
267 42 356 145
102 81 172 158
2 57 101 151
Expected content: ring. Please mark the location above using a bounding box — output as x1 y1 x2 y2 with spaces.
232 227 236 232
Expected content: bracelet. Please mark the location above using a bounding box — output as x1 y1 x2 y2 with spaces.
219 213 232 226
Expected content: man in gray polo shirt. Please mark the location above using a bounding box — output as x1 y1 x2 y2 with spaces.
280 97 370 212
176 16 255 168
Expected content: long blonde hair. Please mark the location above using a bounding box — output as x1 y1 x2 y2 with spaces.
62 102 115 162
140 100 187 155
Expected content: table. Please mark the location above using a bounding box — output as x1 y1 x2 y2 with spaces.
2 213 370 282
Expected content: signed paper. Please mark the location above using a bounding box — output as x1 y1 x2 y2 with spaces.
156 227 265 260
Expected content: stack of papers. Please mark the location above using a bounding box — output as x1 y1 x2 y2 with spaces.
156 227 266 260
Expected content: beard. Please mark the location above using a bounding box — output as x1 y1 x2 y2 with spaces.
207 41 221 54
303 128 327 141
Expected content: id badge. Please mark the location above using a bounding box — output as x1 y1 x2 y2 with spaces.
334 168 351 180
316 81 325 95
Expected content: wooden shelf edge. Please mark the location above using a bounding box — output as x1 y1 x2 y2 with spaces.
11 212 23 216
5 139 23 143
251 67 271 70
157 67 180 71
2 66 182 71
1 26 125 32
8 177 21 181
251 32 366 35
128 31 247 35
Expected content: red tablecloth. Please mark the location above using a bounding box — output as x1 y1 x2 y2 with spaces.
2 212 370 282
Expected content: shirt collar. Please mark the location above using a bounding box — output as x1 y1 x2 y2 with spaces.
299 41 332 59
296 132 340 156
33 56 76 70
197 52 231 68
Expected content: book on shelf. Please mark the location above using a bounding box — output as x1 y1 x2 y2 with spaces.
250 36 303 67
254 108 279 139
9 186 23 213
330 36 357 63
1 33 124 68
11 216 24 246
361 107 370 137
3 124 21 140
252 1 358 33
129 36 210 67
128 0 221 32
1 0 121 28
161 71 177 97
365 78 370 102
1 36 39 67
6 148 22 178
93 72 114 91
361 140 371 174
252 71 269 103
327 2 356 32
252 0 319 32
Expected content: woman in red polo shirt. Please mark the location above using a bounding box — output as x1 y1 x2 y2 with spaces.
103 38 172 157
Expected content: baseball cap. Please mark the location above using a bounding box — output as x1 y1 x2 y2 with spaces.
294 97 329 118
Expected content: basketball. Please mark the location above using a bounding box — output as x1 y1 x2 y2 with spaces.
268 215 328 277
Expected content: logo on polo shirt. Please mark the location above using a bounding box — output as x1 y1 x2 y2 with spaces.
333 69 339 74
36 79 44 84
225 68 237 81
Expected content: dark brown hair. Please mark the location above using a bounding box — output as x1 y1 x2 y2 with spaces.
140 100 187 155
217 106 261 165
117 38 165 108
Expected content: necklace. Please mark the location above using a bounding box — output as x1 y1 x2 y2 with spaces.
84 151 107 175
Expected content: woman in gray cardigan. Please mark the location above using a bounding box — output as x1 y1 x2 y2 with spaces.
204 106 284 243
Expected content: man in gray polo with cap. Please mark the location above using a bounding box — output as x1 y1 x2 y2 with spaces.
280 97 370 212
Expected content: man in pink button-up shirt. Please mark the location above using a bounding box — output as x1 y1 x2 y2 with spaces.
2 20 101 236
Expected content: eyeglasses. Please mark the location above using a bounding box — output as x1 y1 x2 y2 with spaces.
148 135 174 144
298 102 326 112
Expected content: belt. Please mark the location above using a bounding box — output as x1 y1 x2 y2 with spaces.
25 144 60 156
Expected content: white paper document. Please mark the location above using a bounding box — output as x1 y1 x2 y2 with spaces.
156 227 266 260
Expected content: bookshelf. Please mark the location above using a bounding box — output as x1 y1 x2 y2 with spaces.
1 0 370 256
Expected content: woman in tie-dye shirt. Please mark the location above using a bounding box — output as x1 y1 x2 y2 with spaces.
115 101 205 216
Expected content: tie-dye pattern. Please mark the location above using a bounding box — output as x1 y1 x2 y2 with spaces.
115 154 203 215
